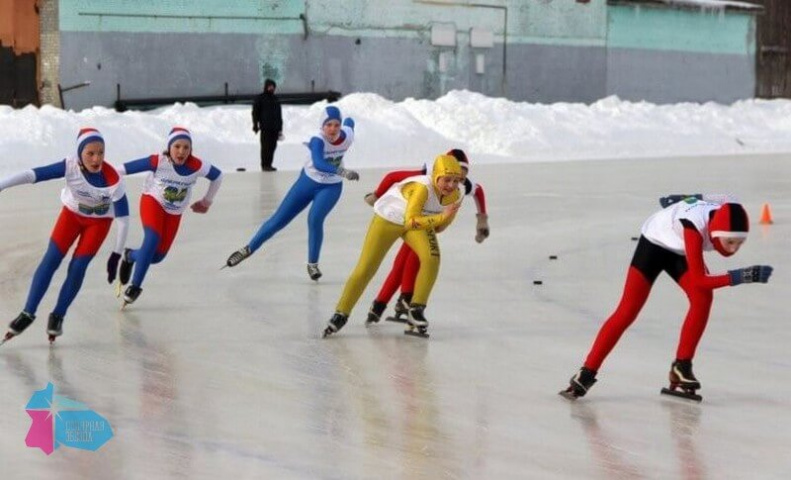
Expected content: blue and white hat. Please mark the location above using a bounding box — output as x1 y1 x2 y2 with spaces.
320 106 342 126
76 128 104 158
167 127 192 150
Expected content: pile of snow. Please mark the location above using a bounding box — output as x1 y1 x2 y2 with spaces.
2 90 791 176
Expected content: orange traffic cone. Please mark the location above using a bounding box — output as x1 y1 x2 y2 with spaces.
759 203 774 225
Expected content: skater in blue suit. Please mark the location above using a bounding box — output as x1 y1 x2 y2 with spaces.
225 105 358 281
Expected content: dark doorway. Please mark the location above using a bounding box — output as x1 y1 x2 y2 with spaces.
756 0 791 98
0 46 38 107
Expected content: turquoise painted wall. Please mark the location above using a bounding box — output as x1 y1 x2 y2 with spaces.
60 0 305 34
60 0 606 46
608 4 756 55
606 4 757 103
54 0 758 109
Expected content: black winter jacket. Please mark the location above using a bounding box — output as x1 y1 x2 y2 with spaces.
252 92 283 133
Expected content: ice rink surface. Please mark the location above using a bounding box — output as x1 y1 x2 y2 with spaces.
1 155 790 479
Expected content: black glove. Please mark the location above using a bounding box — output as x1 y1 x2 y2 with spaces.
107 252 121 284
253 125 259 134
728 265 773 286
659 194 702 209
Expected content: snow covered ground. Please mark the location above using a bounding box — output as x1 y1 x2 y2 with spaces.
3 91 791 176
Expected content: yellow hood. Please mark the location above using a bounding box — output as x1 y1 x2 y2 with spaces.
430 154 462 188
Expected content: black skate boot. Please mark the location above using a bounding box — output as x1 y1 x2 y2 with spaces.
559 367 598 400
1 311 36 345
122 285 143 309
225 246 251 268
661 359 703 402
388 292 412 323
47 313 64 344
307 263 322 281
322 312 348 338
118 248 134 286
405 304 429 338
366 301 387 326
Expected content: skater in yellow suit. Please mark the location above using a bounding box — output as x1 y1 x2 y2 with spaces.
322 154 463 338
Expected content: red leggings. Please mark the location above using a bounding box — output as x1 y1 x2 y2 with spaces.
51 207 113 256
584 237 714 371
375 242 420 304
140 195 182 256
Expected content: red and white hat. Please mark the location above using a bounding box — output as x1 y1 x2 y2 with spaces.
709 203 749 256
76 128 104 158
167 127 192 149
710 203 749 239
446 149 469 170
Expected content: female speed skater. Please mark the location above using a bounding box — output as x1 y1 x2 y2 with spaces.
561 194 773 401
360 149 490 324
0 128 129 345
322 154 464 339
115 127 224 307
224 105 358 281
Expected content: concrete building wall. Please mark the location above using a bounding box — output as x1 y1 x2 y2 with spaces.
48 0 758 110
39 0 61 107
54 0 610 110
606 4 758 103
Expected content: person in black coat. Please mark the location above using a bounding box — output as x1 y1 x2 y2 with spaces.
252 79 283 172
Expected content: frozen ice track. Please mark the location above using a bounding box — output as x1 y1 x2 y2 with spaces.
1 155 790 479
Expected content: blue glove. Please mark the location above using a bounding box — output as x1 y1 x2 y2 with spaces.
659 194 702 209
728 265 773 286
107 252 121 283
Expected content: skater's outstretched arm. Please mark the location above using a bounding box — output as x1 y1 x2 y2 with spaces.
680 225 732 290
107 196 130 283
0 160 67 191
117 155 158 176
467 181 489 243
191 165 224 213
307 138 337 174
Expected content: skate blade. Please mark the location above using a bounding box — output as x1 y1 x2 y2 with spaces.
558 390 580 401
1 331 17 346
404 328 429 339
120 301 129 311
660 387 702 402
48 335 57 345
385 316 408 324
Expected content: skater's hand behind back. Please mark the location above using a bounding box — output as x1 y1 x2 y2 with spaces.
659 194 702 209
728 265 773 285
